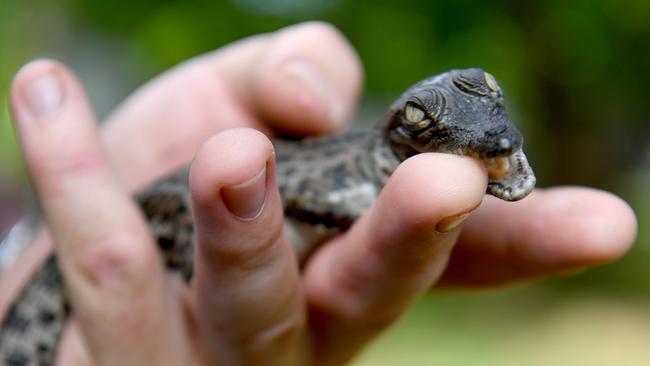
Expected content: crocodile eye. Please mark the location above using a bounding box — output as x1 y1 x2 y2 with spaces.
404 103 430 129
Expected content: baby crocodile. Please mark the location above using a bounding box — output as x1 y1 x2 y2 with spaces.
0 68 535 365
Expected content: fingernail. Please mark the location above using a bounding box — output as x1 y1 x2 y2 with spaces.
221 165 267 221
280 60 344 125
21 71 63 119
436 211 472 233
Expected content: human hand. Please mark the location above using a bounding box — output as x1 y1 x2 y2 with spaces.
5 22 637 365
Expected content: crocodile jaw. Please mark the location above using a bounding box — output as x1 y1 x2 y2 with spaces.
483 148 536 201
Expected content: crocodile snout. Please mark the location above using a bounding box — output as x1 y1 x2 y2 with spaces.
470 129 522 158
477 125 534 201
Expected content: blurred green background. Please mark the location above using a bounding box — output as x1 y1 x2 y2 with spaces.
1 0 649 364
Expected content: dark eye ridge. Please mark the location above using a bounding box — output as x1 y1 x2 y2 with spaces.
453 76 490 96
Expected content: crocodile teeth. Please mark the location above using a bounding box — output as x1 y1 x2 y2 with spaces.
484 156 511 180
484 148 536 201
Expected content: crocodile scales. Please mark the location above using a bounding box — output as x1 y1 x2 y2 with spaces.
0 68 535 365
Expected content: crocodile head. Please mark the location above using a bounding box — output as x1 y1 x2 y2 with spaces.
384 68 535 201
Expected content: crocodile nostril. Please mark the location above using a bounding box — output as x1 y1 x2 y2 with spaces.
499 138 511 151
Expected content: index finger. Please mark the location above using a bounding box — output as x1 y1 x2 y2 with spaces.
102 21 363 192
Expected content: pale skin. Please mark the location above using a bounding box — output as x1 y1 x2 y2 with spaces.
1 22 638 365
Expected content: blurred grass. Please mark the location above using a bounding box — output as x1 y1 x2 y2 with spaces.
352 291 650 366
1 0 649 364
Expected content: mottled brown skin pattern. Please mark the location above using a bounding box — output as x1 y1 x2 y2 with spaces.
0 69 535 365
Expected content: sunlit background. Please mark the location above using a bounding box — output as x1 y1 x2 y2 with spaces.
1 0 649 364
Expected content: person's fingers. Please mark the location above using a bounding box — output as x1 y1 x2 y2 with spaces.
56 319 92 366
10 60 196 365
0 20 362 322
102 21 362 192
438 187 638 288
244 22 360 135
190 129 305 365
303 154 487 366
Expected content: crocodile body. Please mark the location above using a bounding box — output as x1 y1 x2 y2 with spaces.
0 69 535 365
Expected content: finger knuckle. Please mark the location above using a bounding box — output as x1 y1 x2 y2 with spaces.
73 233 151 290
33 148 105 190
246 312 305 354
201 218 286 271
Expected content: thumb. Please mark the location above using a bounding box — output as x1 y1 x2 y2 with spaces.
303 153 487 364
